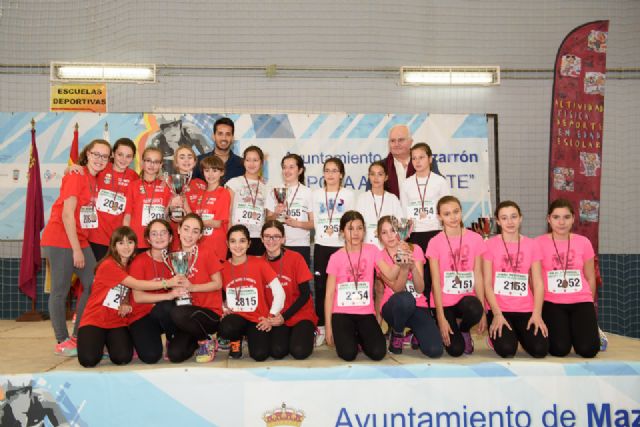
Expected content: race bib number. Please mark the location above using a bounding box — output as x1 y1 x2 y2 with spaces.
337 282 370 307
96 189 126 215
226 287 259 312
406 280 420 299
443 271 474 295
79 205 98 229
238 204 263 225
142 204 165 226
201 213 214 236
494 272 529 297
547 270 582 294
102 284 128 310
409 200 436 221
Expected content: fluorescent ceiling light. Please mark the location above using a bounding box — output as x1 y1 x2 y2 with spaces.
400 66 500 86
51 62 156 83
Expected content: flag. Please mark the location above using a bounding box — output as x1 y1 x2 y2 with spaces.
68 123 79 165
18 125 44 300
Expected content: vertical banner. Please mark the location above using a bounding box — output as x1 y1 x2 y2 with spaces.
549 20 608 253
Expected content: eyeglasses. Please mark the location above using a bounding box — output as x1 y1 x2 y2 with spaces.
262 235 283 241
143 159 162 165
89 151 110 161
149 230 169 237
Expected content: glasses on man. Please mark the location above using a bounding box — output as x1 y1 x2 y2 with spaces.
89 152 110 161
262 234 283 241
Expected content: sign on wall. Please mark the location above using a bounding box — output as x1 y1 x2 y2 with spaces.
50 84 107 113
0 112 490 239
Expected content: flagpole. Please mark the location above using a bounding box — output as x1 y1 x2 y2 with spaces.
17 118 47 322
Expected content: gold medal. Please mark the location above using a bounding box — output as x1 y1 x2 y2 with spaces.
419 211 427 219
326 227 334 236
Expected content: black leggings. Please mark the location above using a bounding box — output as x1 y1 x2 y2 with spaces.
77 325 133 368
128 301 177 364
313 244 340 326
408 230 439 304
167 305 220 363
542 301 599 358
331 313 386 361
437 295 484 357
487 311 549 358
219 313 271 361
270 320 315 360
89 242 109 263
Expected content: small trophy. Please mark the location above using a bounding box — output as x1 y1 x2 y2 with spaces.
168 174 188 220
273 187 287 204
391 217 414 264
477 217 496 240
170 251 192 306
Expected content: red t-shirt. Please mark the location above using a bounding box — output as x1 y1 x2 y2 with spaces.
79 257 130 329
127 251 173 323
265 250 317 327
187 186 231 262
124 178 173 249
184 245 224 315
41 168 97 249
89 163 139 246
168 178 207 251
221 256 277 323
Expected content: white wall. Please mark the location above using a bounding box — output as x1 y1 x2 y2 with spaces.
0 0 638 253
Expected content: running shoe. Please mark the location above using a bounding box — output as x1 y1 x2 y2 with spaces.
403 333 413 348
195 337 218 363
54 337 77 357
388 330 404 354
314 326 326 347
461 331 474 355
229 339 243 359
217 337 230 351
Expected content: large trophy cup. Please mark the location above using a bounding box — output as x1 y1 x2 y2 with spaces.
170 251 192 306
472 217 496 240
168 174 188 220
391 217 414 264
273 187 287 218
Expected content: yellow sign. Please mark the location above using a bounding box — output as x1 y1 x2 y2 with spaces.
50 84 107 112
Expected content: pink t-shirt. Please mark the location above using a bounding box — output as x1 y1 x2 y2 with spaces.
535 233 595 304
483 235 541 313
425 230 485 307
327 243 382 315
379 245 429 309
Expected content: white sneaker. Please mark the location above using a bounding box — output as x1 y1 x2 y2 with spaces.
315 326 326 347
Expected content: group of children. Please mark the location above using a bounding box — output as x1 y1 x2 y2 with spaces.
40 136 601 366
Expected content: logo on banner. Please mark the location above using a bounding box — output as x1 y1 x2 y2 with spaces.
263 402 305 426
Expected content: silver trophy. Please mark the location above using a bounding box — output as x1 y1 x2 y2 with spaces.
273 187 287 204
170 251 192 306
391 217 414 264
477 217 496 240
168 173 188 220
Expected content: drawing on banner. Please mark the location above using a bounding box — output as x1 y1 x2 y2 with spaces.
587 30 607 53
148 114 212 174
560 55 581 78
579 152 600 176
553 167 574 192
0 379 86 427
584 72 605 95
579 200 599 222
263 402 305 427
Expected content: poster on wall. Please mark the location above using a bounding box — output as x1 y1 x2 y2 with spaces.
548 20 608 253
0 112 490 239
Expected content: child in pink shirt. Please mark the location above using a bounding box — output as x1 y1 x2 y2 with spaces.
536 198 599 358
483 201 548 358
325 211 400 361
426 196 486 356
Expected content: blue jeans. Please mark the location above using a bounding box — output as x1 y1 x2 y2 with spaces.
381 291 443 358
